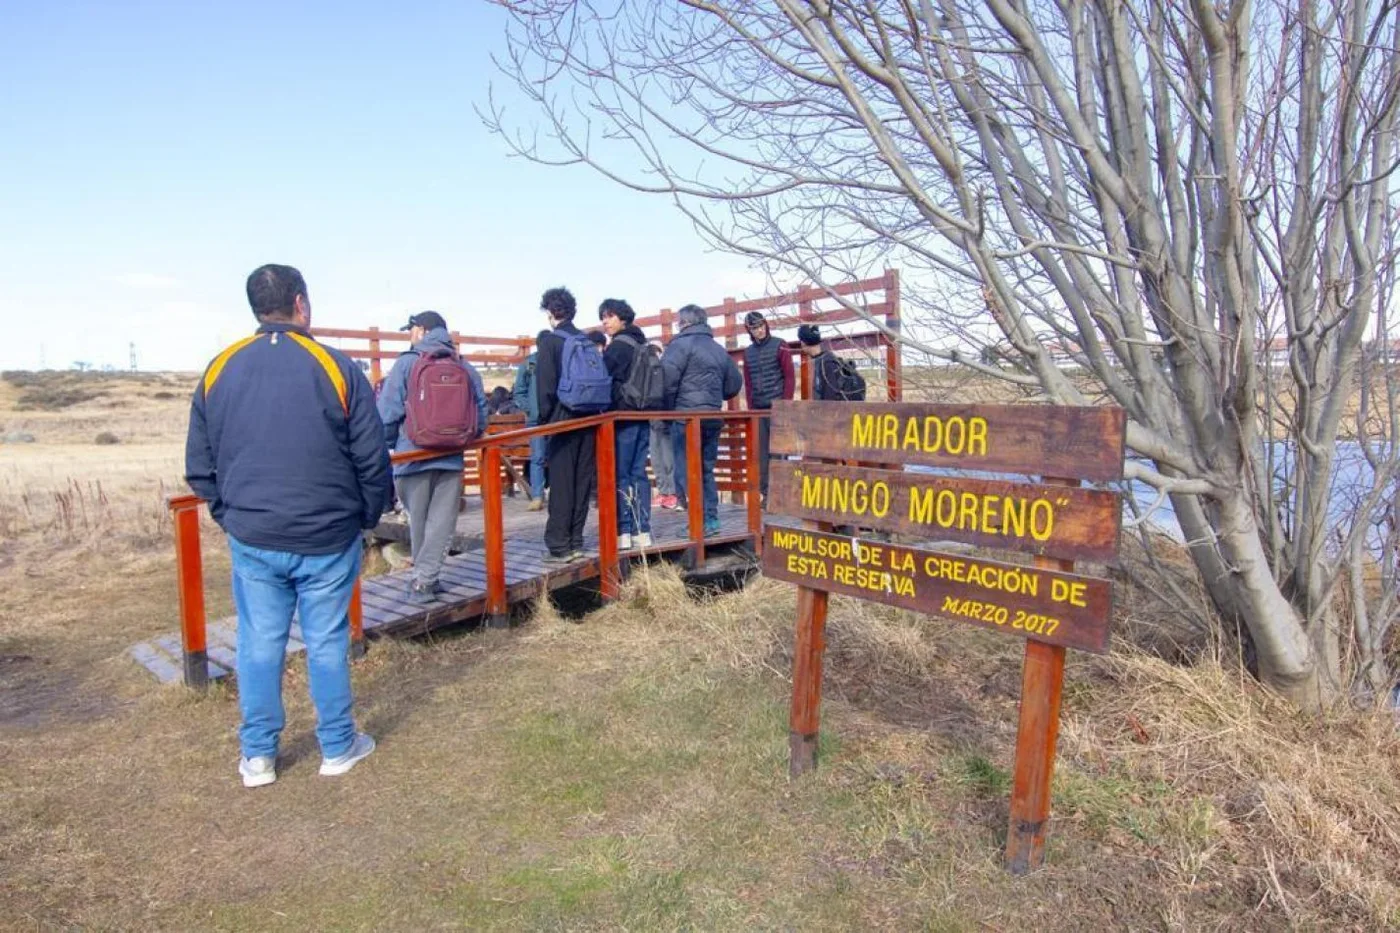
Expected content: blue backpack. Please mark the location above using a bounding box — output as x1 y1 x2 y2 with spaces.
556 331 613 413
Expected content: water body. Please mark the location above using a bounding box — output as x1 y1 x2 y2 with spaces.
897 441 1395 555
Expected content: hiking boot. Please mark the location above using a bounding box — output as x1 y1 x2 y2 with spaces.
319 732 376 777
703 519 722 538
526 498 545 512
238 755 277 788
407 580 438 604
618 533 633 550
633 532 653 548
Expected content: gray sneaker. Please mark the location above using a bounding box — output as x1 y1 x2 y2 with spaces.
239 755 277 788
319 732 376 777
407 580 438 605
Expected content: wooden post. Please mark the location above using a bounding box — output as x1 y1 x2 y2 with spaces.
596 419 620 600
368 326 383 385
481 445 508 628
1005 476 1076 874
723 297 739 350
884 269 901 402
745 414 762 554
349 577 366 660
685 416 704 569
171 500 208 690
660 308 674 344
789 568 829 777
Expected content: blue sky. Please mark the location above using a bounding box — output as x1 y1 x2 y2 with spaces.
0 1 765 371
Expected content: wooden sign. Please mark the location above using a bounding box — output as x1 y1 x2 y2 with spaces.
765 399 1127 877
769 400 1126 481
762 526 1113 653
767 461 1121 563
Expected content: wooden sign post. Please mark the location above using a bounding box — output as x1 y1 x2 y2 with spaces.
765 401 1126 875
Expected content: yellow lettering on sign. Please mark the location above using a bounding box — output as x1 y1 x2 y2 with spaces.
798 472 892 519
849 414 991 457
907 485 1057 542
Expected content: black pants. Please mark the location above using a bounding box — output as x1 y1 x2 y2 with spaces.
545 427 596 555
757 414 772 498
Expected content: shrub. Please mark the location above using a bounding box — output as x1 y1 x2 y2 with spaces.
94 432 120 445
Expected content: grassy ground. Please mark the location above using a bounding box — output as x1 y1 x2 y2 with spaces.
2 372 1399 931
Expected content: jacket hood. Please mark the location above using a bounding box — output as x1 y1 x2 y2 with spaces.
616 324 648 343
414 326 456 355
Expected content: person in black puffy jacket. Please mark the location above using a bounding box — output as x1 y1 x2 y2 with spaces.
660 304 742 536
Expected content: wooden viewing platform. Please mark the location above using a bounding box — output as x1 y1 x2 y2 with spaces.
128 497 755 683
133 274 905 688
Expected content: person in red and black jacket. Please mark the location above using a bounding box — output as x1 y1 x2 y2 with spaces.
741 311 795 501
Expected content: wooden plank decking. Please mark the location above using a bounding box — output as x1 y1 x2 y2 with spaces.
128 499 755 683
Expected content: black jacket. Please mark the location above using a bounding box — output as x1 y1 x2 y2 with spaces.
536 322 588 424
185 322 392 554
661 323 743 411
603 324 647 407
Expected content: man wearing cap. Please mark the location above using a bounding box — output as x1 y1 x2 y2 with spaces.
741 311 795 501
377 311 488 602
798 324 862 401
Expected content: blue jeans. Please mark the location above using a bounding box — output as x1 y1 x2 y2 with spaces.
229 536 362 760
672 418 722 523
615 421 652 534
529 432 547 500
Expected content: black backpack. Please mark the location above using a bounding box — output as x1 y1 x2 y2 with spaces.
827 355 867 401
614 334 666 410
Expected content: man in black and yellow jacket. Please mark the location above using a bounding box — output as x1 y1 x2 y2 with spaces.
185 263 392 788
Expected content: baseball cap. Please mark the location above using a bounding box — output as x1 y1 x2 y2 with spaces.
744 311 767 329
401 310 447 332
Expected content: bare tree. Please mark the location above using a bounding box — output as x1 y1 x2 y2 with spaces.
487 0 1400 708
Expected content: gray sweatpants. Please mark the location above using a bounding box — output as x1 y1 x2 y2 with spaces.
395 469 462 587
650 420 676 496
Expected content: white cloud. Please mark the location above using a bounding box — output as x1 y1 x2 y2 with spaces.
114 272 180 290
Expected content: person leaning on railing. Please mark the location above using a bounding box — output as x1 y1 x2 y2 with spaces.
185 263 391 789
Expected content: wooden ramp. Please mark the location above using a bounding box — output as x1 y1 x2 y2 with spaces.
129 500 755 683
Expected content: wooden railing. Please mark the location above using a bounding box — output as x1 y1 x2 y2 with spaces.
167 409 767 689
310 269 902 400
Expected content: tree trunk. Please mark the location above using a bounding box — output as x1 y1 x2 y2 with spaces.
1205 489 1328 709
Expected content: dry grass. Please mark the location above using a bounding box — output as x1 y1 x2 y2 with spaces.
2 372 1398 930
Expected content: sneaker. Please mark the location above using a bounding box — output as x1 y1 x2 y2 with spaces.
319 732 376 777
566 549 588 562
239 755 277 788
526 498 545 512
543 550 572 565
634 532 653 548
407 580 438 604
704 519 722 538
661 495 681 510
618 533 633 550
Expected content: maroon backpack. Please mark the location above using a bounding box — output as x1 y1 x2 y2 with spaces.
404 350 478 449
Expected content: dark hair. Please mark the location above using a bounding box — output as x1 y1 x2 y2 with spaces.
246 264 307 321
587 330 607 346
540 287 577 323
797 324 822 346
598 298 635 325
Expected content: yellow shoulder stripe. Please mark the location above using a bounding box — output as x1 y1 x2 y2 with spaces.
286 331 348 414
203 335 262 397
